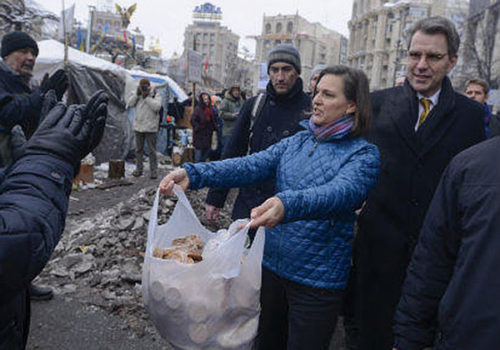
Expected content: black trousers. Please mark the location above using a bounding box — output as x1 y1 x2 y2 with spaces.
258 267 344 350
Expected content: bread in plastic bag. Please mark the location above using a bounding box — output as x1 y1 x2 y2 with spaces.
142 185 265 349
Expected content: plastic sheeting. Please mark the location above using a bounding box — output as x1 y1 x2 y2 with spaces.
33 40 187 164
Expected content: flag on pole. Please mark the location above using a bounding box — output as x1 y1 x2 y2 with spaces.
90 22 109 53
204 57 209 71
123 30 128 44
75 26 84 51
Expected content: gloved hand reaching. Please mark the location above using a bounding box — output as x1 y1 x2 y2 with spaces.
40 69 68 101
23 90 108 172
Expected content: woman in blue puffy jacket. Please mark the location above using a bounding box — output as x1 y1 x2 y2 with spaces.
160 65 380 350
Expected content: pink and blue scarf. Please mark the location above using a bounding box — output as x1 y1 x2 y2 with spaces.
308 114 354 141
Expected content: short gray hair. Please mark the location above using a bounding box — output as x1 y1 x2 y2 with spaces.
408 16 460 57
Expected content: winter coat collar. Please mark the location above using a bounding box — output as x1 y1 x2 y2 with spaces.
0 59 32 86
224 90 241 102
388 76 458 156
266 77 304 103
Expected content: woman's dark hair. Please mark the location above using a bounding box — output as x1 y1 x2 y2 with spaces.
198 92 211 108
314 65 371 136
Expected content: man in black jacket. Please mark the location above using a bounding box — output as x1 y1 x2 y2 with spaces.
0 30 68 300
0 90 108 350
353 17 486 349
393 137 500 350
204 44 311 229
0 31 68 165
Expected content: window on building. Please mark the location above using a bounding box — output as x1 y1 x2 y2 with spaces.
385 22 393 36
265 23 271 34
276 22 282 33
275 39 281 45
210 33 215 42
203 33 208 41
409 7 428 18
287 22 293 33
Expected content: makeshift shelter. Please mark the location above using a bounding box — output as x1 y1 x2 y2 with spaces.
34 40 188 163
34 39 131 164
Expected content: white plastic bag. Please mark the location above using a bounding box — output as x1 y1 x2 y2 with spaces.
143 185 265 349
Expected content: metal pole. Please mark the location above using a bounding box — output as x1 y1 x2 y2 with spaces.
86 6 95 54
62 0 68 64
192 35 197 107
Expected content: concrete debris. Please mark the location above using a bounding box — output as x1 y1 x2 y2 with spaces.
36 178 237 339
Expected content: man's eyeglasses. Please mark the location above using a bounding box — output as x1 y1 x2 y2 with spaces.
408 51 448 64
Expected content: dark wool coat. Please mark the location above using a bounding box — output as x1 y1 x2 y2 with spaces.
394 137 500 350
0 154 73 349
354 77 486 350
190 104 216 150
0 66 41 131
0 65 42 166
205 78 311 219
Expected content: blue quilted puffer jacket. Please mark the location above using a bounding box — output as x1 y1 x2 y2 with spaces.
183 120 380 289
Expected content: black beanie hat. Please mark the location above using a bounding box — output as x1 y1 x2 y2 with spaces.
1 31 39 58
267 44 301 74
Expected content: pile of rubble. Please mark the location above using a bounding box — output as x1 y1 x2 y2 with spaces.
36 177 236 338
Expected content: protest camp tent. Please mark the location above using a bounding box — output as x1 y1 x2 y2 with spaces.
34 39 131 164
33 40 188 163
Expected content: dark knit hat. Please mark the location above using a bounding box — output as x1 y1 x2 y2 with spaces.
1 31 39 58
267 44 301 74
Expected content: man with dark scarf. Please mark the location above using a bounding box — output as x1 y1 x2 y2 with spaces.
204 44 311 235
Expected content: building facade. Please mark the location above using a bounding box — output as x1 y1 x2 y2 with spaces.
347 0 468 91
458 0 500 91
183 3 255 92
253 14 348 88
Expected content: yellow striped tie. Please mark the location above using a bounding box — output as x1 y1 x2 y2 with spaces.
418 98 432 127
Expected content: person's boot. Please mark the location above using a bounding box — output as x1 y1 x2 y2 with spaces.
150 170 158 179
29 283 53 301
132 169 142 177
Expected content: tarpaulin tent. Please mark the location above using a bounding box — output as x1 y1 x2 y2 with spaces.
34 40 188 163
34 40 131 164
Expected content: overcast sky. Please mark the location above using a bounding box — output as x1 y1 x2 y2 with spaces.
40 0 354 58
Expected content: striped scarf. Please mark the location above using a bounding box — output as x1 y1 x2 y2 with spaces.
308 114 354 141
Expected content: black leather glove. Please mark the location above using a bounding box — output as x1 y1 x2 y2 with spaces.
82 90 108 152
40 69 68 101
23 90 109 171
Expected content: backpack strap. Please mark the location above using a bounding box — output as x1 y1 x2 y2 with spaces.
247 92 266 154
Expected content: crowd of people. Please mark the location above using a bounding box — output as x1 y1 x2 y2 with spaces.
1 14 500 350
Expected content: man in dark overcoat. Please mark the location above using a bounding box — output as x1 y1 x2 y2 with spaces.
353 16 486 349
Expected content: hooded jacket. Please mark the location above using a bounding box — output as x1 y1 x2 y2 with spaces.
127 90 162 133
219 90 243 137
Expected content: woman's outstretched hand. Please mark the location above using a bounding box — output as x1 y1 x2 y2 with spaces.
159 168 189 195
248 196 285 229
